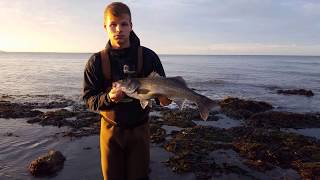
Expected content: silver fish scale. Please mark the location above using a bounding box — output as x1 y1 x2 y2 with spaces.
135 77 200 102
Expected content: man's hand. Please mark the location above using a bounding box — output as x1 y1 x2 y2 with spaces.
108 83 125 103
158 95 172 106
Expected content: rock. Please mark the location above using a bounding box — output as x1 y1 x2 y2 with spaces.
158 108 198 128
154 105 218 126
23 95 76 109
165 153 217 180
164 126 234 178
26 118 42 124
39 109 99 128
247 111 320 128
42 101 74 109
0 94 76 109
243 159 274 171
293 162 320 179
218 97 273 119
0 100 42 118
149 123 166 143
277 89 314 97
27 109 100 137
28 150 66 177
228 126 255 138
164 126 233 154
28 109 75 127
83 147 92 150
5 132 13 136
3 132 19 137
60 126 100 138
232 129 320 178
1 98 100 138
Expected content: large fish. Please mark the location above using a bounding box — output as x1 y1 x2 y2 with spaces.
113 72 217 120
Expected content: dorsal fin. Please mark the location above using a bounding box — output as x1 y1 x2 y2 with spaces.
148 71 161 78
168 76 188 87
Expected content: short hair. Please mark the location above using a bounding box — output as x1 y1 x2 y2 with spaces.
104 2 131 22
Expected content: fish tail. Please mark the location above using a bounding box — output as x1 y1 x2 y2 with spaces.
196 95 217 120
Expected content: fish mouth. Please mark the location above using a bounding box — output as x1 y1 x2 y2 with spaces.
116 79 139 94
112 82 121 88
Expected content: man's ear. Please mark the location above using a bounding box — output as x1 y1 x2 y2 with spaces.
104 24 108 32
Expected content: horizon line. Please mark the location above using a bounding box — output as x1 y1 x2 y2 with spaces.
1 51 320 57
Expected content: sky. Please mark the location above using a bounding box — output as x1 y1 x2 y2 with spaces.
0 0 320 55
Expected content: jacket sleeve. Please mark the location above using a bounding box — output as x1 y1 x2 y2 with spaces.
145 48 166 77
82 54 113 112
153 53 165 77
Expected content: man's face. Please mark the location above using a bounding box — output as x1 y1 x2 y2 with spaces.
104 13 132 49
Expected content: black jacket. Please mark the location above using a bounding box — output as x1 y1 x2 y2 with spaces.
82 31 165 127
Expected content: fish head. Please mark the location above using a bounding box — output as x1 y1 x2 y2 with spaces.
113 78 140 94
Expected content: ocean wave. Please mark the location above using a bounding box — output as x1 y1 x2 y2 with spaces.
0 93 81 105
188 79 228 86
187 80 319 94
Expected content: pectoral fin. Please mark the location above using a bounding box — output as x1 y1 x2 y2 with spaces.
137 88 150 94
140 100 152 109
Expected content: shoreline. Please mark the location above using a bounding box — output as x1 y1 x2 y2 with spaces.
1 94 320 179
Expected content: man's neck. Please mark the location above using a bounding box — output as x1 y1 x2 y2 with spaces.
110 42 130 49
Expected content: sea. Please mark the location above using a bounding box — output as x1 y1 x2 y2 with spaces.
0 52 320 179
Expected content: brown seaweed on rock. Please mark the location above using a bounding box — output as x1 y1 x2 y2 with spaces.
247 111 320 128
164 126 234 179
232 128 320 178
0 100 42 118
27 109 76 127
149 123 166 143
164 125 320 178
218 97 273 119
293 162 320 179
157 108 198 128
28 150 66 177
27 109 101 137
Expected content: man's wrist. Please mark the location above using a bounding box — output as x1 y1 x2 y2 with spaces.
106 93 113 103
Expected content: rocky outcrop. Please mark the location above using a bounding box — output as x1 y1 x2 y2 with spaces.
149 123 166 143
164 126 234 179
0 101 42 118
218 97 273 119
27 109 76 127
247 111 320 128
277 89 314 97
232 128 320 178
26 107 100 138
156 108 198 128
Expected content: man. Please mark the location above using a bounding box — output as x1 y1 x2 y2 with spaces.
82 2 171 180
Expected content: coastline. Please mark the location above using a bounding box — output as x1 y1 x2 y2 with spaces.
1 93 320 179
